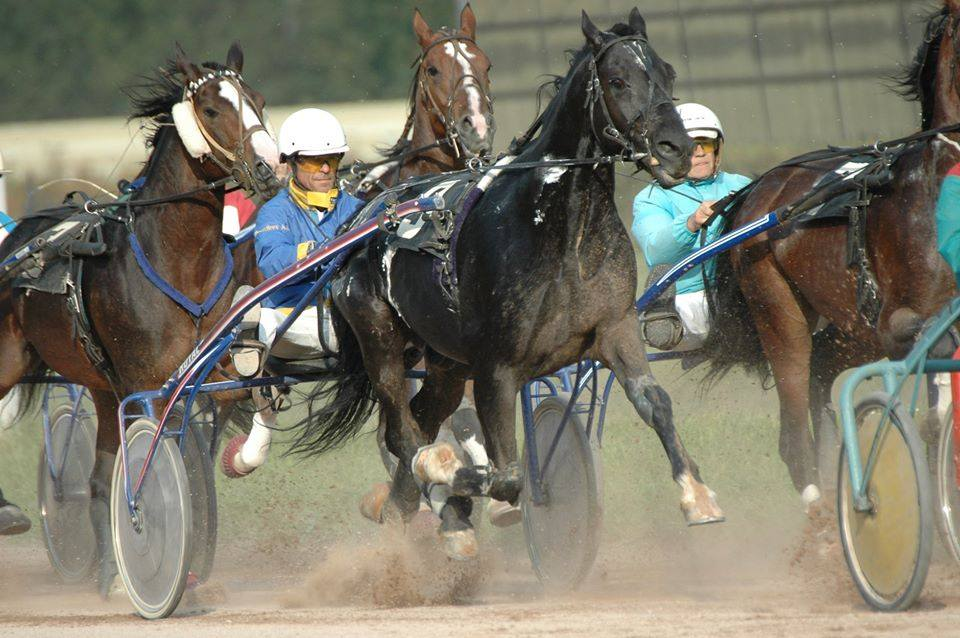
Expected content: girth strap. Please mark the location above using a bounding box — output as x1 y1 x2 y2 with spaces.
128 232 233 318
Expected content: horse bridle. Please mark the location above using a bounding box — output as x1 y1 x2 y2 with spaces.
586 34 674 161
181 67 277 198
414 33 494 160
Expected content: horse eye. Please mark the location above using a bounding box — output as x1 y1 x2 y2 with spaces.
427 66 439 77
610 78 626 90
203 107 218 118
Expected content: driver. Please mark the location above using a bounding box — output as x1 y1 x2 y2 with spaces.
631 103 751 350
254 108 365 359
225 109 365 479
936 160 960 286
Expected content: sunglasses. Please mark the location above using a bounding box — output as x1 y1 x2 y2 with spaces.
296 155 341 173
692 138 717 154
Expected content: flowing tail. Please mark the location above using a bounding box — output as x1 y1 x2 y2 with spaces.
286 306 377 457
701 243 771 386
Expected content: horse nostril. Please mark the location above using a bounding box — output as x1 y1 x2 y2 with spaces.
656 140 682 160
461 115 474 129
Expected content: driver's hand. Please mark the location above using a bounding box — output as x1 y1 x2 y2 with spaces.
686 200 717 233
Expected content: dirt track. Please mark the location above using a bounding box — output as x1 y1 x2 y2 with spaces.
4 515 960 638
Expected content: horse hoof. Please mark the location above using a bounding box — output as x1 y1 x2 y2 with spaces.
408 509 441 541
359 482 391 524
679 476 725 526
0 504 31 536
489 464 522 503
487 499 522 527
412 442 462 486
98 561 119 600
441 528 478 561
801 484 822 514
220 435 253 478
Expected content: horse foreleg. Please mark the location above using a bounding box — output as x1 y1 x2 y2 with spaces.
90 390 120 598
468 369 522 505
595 313 724 525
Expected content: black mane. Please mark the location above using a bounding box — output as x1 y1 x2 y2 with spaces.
893 7 949 130
124 59 231 148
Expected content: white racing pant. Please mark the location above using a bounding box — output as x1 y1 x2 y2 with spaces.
258 304 338 360
674 290 711 352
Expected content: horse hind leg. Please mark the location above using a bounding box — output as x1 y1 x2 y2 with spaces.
594 313 724 525
89 390 120 598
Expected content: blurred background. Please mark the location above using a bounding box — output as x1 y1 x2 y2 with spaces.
0 0 936 212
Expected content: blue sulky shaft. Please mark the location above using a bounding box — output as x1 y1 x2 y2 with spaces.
634 211 780 313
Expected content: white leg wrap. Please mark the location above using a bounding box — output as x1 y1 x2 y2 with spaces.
936 372 952 425
235 410 274 473
801 483 822 510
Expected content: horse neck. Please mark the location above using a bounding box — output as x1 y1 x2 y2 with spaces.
133 127 227 293
523 59 617 233
932 28 960 131
402 104 461 176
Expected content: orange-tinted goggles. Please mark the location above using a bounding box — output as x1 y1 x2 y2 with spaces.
692 138 717 154
296 155 341 173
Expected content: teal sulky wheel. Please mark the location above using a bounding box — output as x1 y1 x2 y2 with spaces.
838 392 933 611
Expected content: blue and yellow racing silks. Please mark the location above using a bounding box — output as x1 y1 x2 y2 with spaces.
254 184 364 309
631 171 751 294
936 162 960 287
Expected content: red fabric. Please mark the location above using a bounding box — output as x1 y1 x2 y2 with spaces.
224 191 257 226
948 162 960 179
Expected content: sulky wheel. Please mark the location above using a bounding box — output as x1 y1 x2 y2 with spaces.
111 418 192 619
521 393 602 592
37 402 98 583
169 406 218 585
838 392 933 611
935 406 960 565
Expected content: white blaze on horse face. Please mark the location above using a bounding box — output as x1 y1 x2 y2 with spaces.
444 42 488 140
217 80 280 169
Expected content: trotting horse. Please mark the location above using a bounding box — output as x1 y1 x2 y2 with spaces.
705 1 960 510
293 9 725 558
0 45 278 593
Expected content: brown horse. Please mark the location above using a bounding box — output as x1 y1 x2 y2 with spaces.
354 3 494 194
0 45 277 594
705 1 960 509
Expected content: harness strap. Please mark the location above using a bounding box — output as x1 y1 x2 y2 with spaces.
128 232 233 318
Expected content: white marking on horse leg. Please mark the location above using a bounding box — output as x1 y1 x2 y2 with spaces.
234 409 274 472
801 483 822 511
460 434 489 467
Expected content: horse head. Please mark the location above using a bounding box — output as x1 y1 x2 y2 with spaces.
581 8 691 186
172 43 280 197
412 4 495 157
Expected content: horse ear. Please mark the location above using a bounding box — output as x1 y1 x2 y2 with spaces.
581 11 605 51
413 8 434 49
459 3 477 40
175 43 201 82
226 42 244 73
628 7 647 38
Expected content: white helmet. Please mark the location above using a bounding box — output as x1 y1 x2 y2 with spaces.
676 103 724 140
278 108 349 159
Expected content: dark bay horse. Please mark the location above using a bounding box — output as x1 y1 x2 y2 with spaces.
705 1 960 509
0 45 278 593
296 9 724 559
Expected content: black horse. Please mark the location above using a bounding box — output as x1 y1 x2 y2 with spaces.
296 9 724 558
